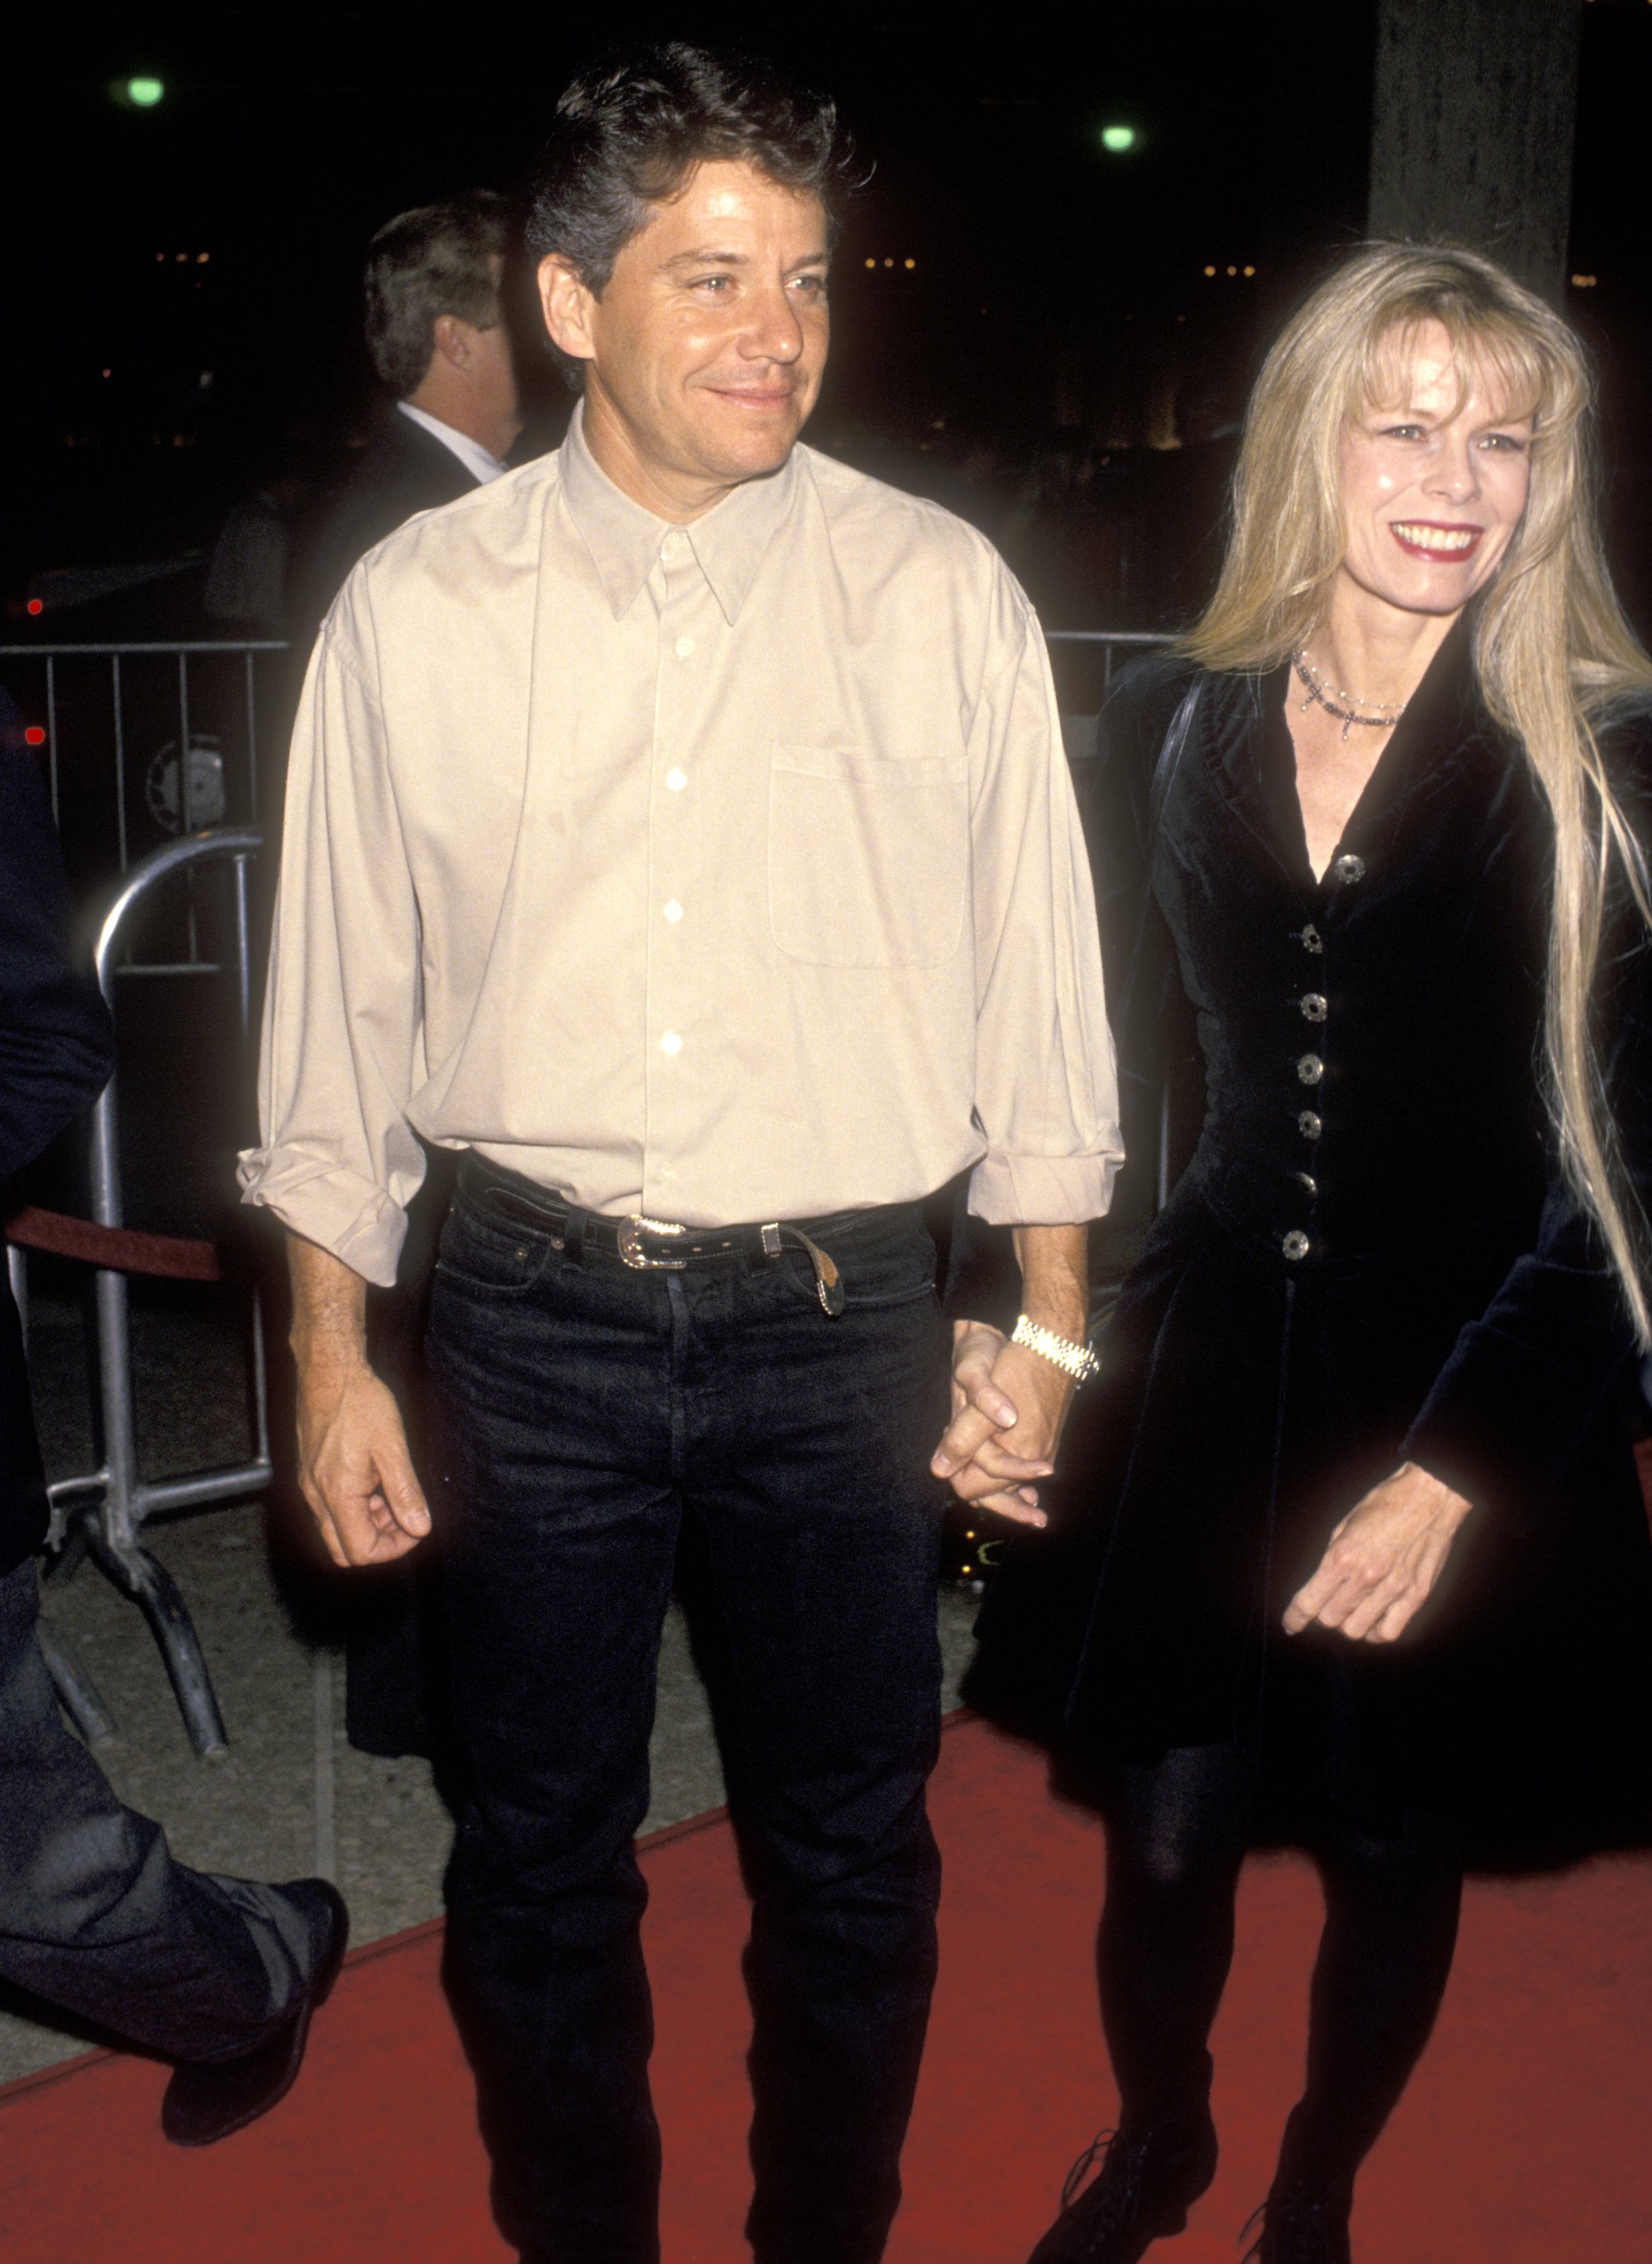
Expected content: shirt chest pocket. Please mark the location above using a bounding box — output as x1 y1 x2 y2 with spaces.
768 746 969 968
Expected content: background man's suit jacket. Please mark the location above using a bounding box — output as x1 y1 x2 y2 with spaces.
292 408 482 652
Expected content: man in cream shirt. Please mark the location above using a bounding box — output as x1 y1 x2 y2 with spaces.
242 43 1120 2264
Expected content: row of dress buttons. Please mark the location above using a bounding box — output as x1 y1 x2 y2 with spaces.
1285 907 1335 1260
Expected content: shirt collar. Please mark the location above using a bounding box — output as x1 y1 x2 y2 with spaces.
396 400 507 486
557 398 801 625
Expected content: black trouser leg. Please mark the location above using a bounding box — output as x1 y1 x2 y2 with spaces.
0 1559 310 2062
1278 1809 1463 2197
1097 1743 1254 2129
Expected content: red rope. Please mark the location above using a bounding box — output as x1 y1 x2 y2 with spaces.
2 1204 226 1282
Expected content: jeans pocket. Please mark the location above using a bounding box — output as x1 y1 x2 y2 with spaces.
435 1197 557 1297
780 1227 938 1313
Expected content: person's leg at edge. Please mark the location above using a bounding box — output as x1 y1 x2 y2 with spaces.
427 1216 681 2264
0 1557 321 2061
684 1219 947 2264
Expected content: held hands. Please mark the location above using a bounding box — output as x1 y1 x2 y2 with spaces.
295 1356 432 1568
1283 1462 1474 1645
929 1320 1074 1527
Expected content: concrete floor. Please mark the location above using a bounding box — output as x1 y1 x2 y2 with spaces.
0 1282 983 2084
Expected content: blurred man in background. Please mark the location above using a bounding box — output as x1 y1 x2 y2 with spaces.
296 189 525 632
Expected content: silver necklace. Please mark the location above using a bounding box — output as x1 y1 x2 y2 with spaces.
1291 649 1407 744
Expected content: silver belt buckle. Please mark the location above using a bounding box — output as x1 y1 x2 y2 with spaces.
617 1215 688 1271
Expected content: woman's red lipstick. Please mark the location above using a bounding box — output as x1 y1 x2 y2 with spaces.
1389 520 1484 561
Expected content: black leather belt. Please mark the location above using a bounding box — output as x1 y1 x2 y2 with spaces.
458 1155 854 1315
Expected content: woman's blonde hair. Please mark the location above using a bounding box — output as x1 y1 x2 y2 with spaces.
1187 241 1652 1344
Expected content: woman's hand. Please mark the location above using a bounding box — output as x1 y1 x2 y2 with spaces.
1283 1463 1474 1644
929 1319 1070 1527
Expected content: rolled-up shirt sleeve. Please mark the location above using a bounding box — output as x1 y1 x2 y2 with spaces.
236 588 428 1286
965 602 1123 1225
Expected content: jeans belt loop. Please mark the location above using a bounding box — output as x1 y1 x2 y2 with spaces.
564 1205 589 1266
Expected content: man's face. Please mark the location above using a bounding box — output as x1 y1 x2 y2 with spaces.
540 158 830 506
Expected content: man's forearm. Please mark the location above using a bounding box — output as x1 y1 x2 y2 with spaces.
1012 1223 1088 1343
288 1233 374 1376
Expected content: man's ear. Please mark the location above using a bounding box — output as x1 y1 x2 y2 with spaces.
431 312 472 373
537 255 597 367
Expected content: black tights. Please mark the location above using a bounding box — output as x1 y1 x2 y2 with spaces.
1097 1743 1463 2196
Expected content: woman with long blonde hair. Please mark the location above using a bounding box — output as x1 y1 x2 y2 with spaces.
953 245 1652 2262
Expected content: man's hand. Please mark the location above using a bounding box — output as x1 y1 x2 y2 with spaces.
288 1234 430 1569
928 1222 1089 1527
931 1321 1069 1527
1283 1463 1473 1644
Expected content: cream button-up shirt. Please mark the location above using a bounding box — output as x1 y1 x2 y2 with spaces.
238 407 1121 1287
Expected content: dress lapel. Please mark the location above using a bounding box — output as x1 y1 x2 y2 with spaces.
1191 619 1484 902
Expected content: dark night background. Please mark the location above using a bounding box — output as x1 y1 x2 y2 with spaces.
5 0 1652 637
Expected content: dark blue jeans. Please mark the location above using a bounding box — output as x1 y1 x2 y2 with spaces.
426 1171 948 2264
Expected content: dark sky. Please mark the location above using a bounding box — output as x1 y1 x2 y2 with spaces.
5 1 1650 599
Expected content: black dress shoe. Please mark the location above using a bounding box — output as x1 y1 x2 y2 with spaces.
1023 2108 1218 2264
1240 2182 1353 2264
162 1879 349 2146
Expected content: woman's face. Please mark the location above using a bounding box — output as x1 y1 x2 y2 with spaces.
1336 318 1534 623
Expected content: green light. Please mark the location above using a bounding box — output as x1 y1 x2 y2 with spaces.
1100 124 1137 152
126 77 165 107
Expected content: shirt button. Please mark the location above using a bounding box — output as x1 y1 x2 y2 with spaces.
1298 1109 1323 1140
1334 854 1366 884
1282 1230 1311 1262
1297 1054 1324 1085
660 1030 683 1056
663 531 688 561
1295 1171 1318 1198
665 768 688 792
1298 923 1324 954
673 635 694 660
663 899 683 923
1299 992 1327 1023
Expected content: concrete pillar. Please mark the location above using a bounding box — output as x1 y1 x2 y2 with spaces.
1367 0 1583 300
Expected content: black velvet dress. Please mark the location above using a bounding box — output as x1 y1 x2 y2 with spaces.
964 626 1652 1850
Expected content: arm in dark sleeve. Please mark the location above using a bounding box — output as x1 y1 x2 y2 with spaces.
0 696 116 1188
1402 722 1652 1509
1084 659 1201 1242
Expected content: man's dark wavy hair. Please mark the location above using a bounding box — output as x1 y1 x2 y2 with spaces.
525 42 860 386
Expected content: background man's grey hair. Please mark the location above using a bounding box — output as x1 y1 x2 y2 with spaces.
364 189 515 397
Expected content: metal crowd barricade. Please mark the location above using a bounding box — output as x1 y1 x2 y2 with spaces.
0 638 285 871
17 827 269 1759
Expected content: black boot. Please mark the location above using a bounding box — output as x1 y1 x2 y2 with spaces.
1239 2180 1352 2264
1023 2106 1218 2264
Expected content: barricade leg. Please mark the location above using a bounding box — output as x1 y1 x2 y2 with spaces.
34 1614 116 1746
85 1522 229 1759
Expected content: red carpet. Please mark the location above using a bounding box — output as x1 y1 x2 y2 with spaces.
4 1715 1649 2262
